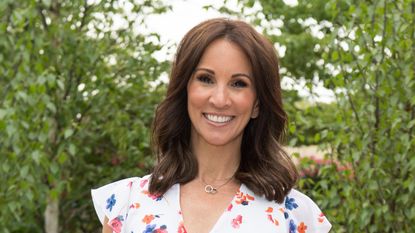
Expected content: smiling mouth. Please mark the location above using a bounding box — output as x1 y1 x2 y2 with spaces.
203 113 234 123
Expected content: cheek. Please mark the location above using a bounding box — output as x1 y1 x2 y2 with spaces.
236 92 256 113
187 85 206 110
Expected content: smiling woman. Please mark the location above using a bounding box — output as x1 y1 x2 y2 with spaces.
187 39 258 148
91 18 332 233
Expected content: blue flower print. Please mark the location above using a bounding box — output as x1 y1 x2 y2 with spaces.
285 196 298 210
106 194 116 212
289 219 296 233
143 224 156 233
284 211 289 219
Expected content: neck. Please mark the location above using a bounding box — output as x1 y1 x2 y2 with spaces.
190 136 241 183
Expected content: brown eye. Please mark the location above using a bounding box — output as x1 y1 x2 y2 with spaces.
196 74 213 84
232 80 248 88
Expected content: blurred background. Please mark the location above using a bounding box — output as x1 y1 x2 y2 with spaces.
0 0 414 232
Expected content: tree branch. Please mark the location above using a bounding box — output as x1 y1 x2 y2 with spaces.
370 0 380 48
335 42 364 134
36 3 48 31
392 1 403 14
5 2 14 30
49 0 61 17
78 0 92 31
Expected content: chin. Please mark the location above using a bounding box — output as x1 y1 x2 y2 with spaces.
206 140 229 147
203 135 239 147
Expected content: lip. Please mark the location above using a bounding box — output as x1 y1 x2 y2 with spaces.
203 113 235 125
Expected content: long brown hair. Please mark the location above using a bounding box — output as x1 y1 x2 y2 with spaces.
149 18 298 203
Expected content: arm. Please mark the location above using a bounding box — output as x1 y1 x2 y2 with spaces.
102 217 112 233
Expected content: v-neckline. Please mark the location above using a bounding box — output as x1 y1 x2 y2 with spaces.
174 182 244 233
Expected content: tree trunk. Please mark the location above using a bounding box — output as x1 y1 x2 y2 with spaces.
44 197 59 233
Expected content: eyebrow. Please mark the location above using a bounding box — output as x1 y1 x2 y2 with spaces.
194 67 252 80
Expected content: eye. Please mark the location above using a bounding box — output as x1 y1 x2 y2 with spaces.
231 80 248 88
196 74 214 84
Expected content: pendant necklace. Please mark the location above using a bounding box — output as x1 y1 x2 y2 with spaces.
201 175 234 194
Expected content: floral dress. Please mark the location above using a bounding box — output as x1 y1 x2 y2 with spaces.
91 175 331 233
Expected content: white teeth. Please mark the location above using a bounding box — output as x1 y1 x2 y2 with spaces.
205 114 233 123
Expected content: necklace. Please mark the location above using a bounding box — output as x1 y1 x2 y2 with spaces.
200 175 234 194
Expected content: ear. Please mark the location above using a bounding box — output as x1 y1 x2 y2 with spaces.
251 100 259 119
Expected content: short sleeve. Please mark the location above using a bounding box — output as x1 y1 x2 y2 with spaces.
284 189 332 233
91 177 140 232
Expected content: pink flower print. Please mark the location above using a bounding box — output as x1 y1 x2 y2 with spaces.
178 221 187 233
140 179 148 188
155 225 168 233
227 203 233 211
318 212 326 223
142 190 163 201
231 215 243 229
108 216 123 233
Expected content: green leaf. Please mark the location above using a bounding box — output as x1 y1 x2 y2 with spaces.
64 128 74 139
31 150 42 165
331 51 339 60
0 109 7 119
57 152 68 164
50 163 59 175
46 102 56 114
20 166 29 178
68 144 76 156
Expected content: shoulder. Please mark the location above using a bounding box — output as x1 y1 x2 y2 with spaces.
91 175 152 225
283 189 332 233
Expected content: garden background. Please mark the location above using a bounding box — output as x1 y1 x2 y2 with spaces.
0 0 414 232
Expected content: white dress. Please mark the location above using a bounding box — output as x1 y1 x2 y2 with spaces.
91 175 332 233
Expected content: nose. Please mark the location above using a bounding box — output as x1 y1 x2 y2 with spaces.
209 85 231 108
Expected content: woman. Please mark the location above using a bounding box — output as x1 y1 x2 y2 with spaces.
92 18 332 233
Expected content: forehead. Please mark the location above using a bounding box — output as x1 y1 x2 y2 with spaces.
196 38 252 75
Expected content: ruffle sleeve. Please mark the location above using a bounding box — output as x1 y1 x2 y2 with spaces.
284 189 332 233
91 177 140 232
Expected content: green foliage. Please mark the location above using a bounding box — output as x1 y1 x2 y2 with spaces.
0 0 170 231
316 1 414 232
2 0 414 232
286 101 339 146
239 0 415 232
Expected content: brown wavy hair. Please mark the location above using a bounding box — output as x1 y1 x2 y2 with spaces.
149 18 298 203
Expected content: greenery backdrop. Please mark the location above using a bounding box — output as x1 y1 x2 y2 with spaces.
0 0 414 232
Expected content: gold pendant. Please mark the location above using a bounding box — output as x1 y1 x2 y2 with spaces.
204 185 217 194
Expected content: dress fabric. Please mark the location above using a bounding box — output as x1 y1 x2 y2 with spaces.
91 175 332 233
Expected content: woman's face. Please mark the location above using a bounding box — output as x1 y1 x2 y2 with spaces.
187 38 258 148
